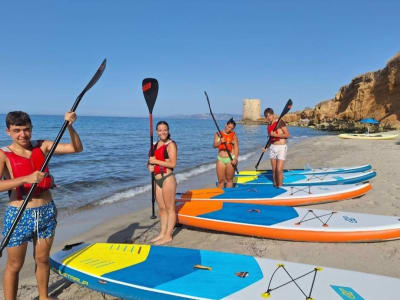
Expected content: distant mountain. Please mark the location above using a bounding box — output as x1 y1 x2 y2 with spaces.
164 113 242 120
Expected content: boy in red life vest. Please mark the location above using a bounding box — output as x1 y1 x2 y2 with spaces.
262 108 290 187
0 111 83 300
213 118 239 188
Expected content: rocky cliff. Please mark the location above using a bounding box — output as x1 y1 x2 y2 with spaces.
288 52 400 130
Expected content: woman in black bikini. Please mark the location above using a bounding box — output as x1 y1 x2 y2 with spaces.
148 121 177 245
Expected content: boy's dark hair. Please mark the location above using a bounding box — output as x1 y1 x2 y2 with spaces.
6 111 32 129
264 108 274 117
227 118 236 128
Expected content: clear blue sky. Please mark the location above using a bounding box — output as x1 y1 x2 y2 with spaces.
1 0 399 117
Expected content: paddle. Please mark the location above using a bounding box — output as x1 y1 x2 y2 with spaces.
142 78 159 219
254 99 293 170
204 91 239 174
0 59 107 256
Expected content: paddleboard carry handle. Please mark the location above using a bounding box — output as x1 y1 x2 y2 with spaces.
63 242 85 251
193 264 212 271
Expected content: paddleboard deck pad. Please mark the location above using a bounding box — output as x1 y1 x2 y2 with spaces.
237 164 372 177
177 201 400 242
50 242 400 299
178 183 371 206
234 170 376 186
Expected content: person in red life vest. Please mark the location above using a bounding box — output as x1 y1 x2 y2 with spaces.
0 111 83 300
148 121 177 245
262 108 290 187
213 118 239 188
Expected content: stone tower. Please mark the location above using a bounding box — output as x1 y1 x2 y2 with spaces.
242 98 261 121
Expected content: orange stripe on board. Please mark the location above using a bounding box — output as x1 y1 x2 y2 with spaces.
179 183 371 206
180 188 224 200
177 201 223 216
177 215 400 242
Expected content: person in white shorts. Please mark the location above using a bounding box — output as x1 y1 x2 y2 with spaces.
269 144 287 161
262 108 290 187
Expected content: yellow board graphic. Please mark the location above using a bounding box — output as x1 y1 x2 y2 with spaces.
234 175 258 183
237 171 263 176
62 243 150 276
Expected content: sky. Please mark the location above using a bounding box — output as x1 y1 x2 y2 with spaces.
0 0 399 117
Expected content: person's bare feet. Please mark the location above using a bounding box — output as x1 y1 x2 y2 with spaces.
153 237 172 245
150 235 163 243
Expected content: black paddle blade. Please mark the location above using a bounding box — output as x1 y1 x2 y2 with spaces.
204 91 222 134
204 91 211 107
84 59 107 94
142 78 159 114
203 90 239 174
71 59 107 112
281 99 293 117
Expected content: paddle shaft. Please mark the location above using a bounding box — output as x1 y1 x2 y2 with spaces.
142 78 158 219
204 91 239 174
149 113 156 219
0 59 106 256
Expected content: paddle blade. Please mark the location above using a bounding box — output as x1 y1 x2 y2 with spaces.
84 58 107 93
280 99 293 118
142 78 159 114
72 58 107 112
204 91 211 108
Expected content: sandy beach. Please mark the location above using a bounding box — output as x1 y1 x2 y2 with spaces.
1 132 400 300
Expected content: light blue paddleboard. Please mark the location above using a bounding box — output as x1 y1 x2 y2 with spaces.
236 164 372 177
51 242 400 299
234 170 376 186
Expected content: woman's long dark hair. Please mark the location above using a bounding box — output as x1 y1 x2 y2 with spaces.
156 120 171 140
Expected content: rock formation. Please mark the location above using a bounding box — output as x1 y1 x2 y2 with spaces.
288 52 400 130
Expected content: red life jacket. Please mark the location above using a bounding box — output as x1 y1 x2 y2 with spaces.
218 131 235 151
1 140 54 200
267 121 281 143
151 140 175 175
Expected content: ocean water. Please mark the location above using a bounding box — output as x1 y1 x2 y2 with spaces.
0 114 329 217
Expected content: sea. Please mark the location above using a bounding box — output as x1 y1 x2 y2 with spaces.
0 114 330 219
